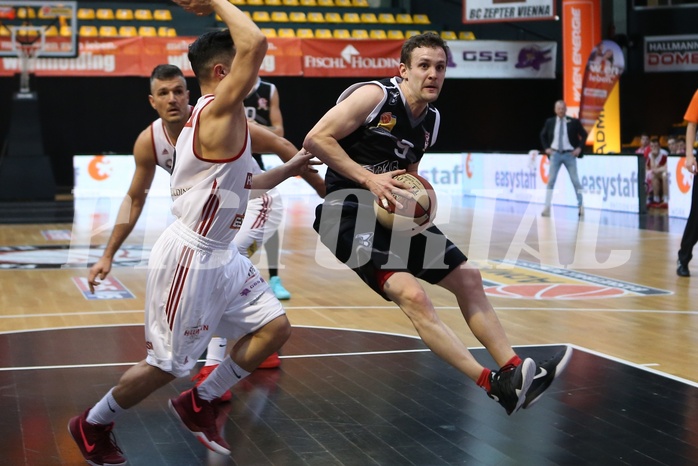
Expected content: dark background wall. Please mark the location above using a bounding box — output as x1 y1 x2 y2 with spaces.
1 0 698 189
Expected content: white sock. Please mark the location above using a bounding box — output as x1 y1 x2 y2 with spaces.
205 337 227 366
86 388 124 425
197 356 250 401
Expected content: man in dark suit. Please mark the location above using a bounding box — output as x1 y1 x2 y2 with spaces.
539 100 588 217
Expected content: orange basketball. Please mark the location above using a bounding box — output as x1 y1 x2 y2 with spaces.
373 173 437 235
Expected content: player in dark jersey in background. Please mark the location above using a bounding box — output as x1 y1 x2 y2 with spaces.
244 77 292 300
305 32 572 416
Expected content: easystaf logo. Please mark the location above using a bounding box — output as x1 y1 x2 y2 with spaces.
87 156 112 181
676 157 694 194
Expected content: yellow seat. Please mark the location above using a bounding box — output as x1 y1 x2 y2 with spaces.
79 25 99 37
300 0 317 5
325 12 342 23
369 29 387 39
265 0 282 5
405 30 420 38
247 0 264 4
387 29 404 39
458 31 475 40
261 27 277 37
138 26 157 37
290 12 307 22
17 8 36 20
98 25 118 37
378 13 395 24
135 9 153 20
44 25 58 37
360 12 377 23
153 9 172 21
343 12 360 23
230 0 246 4
278 28 296 37
77 8 95 20
352 0 369 6
158 26 174 37
332 28 350 38
115 9 134 20
413 14 430 24
296 28 314 38
318 0 335 5
96 9 114 21
440 30 457 40
336 0 352 6
271 11 289 22
308 12 325 22
351 29 368 39
314 28 332 38
118 26 138 37
283 0 299 5
60 25 72 37
396 13 412 24
252 11 271 21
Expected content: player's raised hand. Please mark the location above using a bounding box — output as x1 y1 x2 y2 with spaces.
172 0 214 16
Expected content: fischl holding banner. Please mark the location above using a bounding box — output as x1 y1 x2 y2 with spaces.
579 40 625 134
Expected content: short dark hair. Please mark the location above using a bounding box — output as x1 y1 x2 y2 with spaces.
188 29 235 81
400 32 449 68
150 64 184 87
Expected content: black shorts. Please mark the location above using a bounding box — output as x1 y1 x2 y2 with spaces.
313 190 467 300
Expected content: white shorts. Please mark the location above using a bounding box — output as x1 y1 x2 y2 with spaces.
233 188 283 258
144 220 285 378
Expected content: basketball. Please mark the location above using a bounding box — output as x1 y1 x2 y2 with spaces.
374 173 437 235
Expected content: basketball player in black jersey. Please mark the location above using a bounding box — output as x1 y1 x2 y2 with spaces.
305 32 572 416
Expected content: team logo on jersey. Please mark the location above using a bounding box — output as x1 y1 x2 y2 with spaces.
230 213 245 230
355 232 373 248
257 97 269 111
377 112 396 132
245 172 253 189
423 130 431 150
388 90 399 106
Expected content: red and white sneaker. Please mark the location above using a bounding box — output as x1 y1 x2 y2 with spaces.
68 409 126 466
191 364 232 402
169 387 231 455
257 352 281 369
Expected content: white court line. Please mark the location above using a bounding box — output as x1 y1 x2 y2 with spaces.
1 306 697 323
0 324 695 388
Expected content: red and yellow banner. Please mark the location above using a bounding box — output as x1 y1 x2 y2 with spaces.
562 0 600 116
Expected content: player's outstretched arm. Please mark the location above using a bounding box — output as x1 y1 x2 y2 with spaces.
87 129 156 293
250 149 320 191
249 124 326 197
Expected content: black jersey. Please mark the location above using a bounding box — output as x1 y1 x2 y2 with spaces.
325 77 440 195
244 79 277 170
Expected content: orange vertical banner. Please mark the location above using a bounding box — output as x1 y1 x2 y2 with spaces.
562 0 601 117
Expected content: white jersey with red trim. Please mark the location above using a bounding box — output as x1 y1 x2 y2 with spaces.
150 105 192 174
170 94 255 245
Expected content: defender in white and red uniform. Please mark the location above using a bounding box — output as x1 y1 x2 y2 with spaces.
145 93 285 377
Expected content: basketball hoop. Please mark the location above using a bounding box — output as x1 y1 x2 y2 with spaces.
10 25 45 93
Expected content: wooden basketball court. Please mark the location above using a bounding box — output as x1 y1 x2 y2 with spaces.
1 196 696 465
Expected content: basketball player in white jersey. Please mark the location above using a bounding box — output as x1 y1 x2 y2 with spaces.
86 64 320 383
70 2 300 464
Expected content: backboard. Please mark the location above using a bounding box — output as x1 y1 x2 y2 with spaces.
0 1 77 58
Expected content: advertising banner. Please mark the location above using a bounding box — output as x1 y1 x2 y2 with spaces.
446 40 556 78
669 155 694 218
463 0 556 24
644 34 698 73
562 0 600 116
579 40 624 135
299 39 401 78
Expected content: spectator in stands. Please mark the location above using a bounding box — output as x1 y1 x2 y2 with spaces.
646 137 668 208
635 132 650 155
676 137 687 157
667 136 679 155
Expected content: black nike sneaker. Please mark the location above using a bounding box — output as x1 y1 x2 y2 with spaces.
487 358 535 415
523 346 573 409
